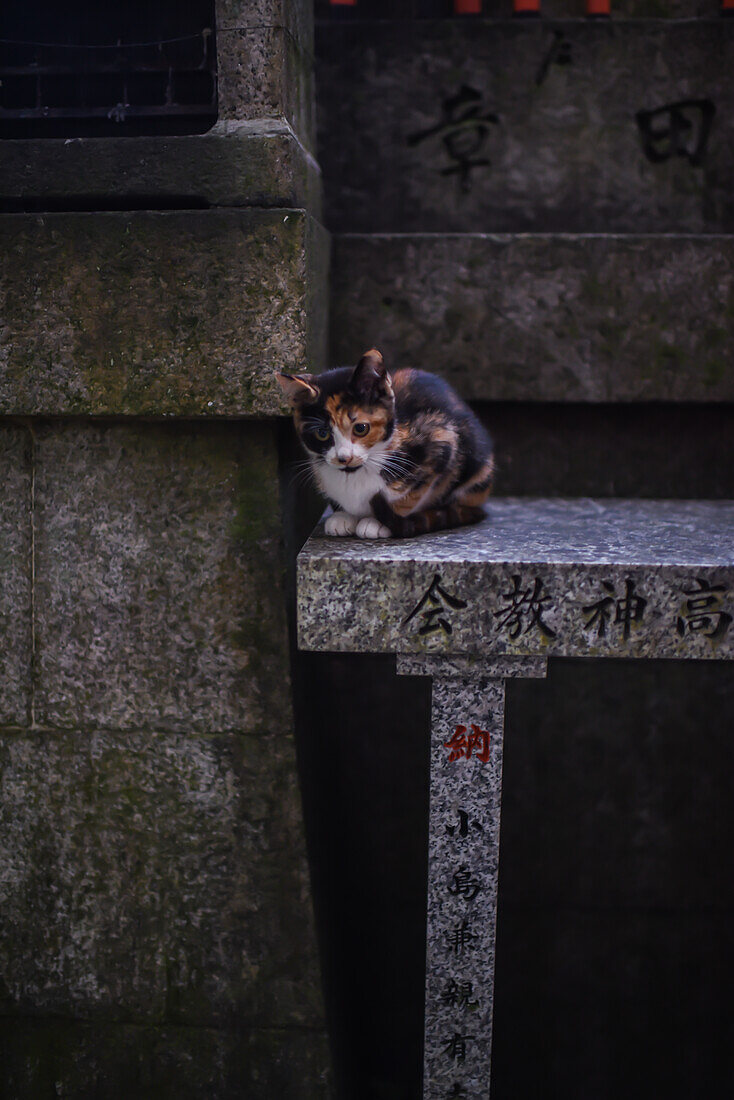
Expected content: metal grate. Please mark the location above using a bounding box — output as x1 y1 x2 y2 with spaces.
0 21 216 138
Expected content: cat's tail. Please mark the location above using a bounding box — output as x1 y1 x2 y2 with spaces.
371 495 487 538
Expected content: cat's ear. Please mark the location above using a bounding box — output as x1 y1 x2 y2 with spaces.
275 371 319 406
351 348 393 402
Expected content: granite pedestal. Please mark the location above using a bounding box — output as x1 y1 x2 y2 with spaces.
297 498 734 1098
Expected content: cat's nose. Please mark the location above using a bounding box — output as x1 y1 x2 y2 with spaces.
336 450 353 465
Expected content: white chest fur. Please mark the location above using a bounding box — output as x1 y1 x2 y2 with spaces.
314 459 385 517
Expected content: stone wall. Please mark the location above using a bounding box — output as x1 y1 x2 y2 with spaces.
0 0 331 1095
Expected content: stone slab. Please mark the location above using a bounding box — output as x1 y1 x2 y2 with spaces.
34 422 292 732
0 210 328 417
0 425 32 727
397 653 547 678
1 1018 332 1100
331 233 734 402
0 124 322 214
316 21 734 232
0 726 323 1029
297 498 734 658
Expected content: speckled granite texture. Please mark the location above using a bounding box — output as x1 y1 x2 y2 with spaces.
0 124 322 215
420 674 505 1100
0 210 328 417
0 426 32 726
317 21 734 234
298 499 734 660
33 422 291 732
0 727 321 1028
331 234 734 403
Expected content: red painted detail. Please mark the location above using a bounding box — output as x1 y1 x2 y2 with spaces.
444 724 491 764
330 0 357 5
513 0 541 10
722 0 734 10
455 0 482 12
586 0 610 12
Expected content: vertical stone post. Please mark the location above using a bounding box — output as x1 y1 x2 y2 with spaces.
397 655 547 1100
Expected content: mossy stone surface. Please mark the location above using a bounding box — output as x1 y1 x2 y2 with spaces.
0 726 322 1029
317 21 734 233
218 0 314 57
0 425 32 726
218 27 315 151
1 1018 332 1099
0 124 322 215
33 422 293 732
332 233 734 402
0 210 328 417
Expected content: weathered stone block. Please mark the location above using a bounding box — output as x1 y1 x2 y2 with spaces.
218 28 315 150
0 425 32 727
317 21 734 232
0 210 328 417
0 125 322 214
34 422 292 732
0 1018 332 1099
218 0 314 56
331 233 734 402
0 726 323 1029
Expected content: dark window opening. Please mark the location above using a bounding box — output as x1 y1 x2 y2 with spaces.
0 1 217 139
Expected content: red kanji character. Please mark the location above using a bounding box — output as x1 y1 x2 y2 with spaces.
444 725 468 762
466 724 490 763
444 724 490 763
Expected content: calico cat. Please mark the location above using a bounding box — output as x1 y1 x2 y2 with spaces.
276 348 494 538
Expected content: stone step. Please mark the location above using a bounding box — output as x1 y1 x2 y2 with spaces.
297 497 734 659
316 20 734 232
0 124 322 216
0 209 328 417
331 232 734 402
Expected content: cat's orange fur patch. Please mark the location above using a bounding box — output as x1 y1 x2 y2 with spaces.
326 396 390 445
455 456 495 506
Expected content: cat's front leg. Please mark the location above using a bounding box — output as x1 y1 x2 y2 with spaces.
325 511 360 536
370 491 412 537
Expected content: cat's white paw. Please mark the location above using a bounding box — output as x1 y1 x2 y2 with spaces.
325 511 359 536
355 517 392 539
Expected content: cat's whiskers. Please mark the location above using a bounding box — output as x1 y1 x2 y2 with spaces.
369 451 419 482
288 458 317 490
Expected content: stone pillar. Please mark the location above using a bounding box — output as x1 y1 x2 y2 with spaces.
0 2 330 1095
397 655 547 1100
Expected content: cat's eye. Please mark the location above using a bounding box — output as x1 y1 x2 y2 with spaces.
353 422 370 437
314 426 331 442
